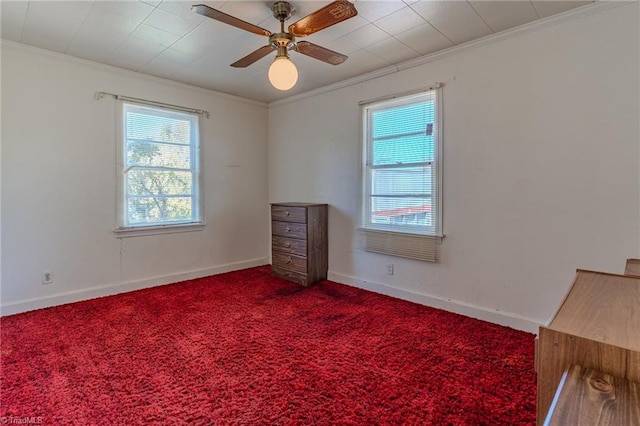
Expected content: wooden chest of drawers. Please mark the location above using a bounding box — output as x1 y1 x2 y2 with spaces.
270 203 328 286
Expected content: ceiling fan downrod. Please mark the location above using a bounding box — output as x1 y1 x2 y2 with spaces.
270 1 295 58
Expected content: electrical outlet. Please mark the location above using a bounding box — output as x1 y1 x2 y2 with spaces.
386 264 394 275
42 271 53 284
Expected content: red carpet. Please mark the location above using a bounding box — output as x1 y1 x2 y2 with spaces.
1 266 536 424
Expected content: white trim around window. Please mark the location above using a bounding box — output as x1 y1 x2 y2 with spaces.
359 86 443 261
115 100 204 236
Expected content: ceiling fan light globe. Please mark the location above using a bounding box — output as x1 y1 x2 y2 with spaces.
268 57 298 90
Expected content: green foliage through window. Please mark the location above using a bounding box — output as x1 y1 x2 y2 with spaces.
121 103 200 227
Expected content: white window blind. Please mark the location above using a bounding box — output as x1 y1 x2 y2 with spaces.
360 87 442 261
117 102 202 231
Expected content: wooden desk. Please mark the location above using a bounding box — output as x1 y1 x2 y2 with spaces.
626 258 640 277
544 364 640 425
537 270 640 424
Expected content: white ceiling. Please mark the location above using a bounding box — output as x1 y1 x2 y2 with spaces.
1 0 594 103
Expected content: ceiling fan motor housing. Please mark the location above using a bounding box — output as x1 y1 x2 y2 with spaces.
272 1 293 22
270 33 295 58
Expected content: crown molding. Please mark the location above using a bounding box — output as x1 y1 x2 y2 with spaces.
2 1 631 109
268 0 632 108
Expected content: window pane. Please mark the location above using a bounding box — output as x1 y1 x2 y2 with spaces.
373 134 434 166
362 89 441 240
371 166 432 196
120 102 200 229
127 196 193 225
127 170 192 196
126 112 192 144
372 102 434 140
126 141 191 169
370 197 433 227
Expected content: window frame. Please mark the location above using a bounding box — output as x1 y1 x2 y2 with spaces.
114 101 204 237
360 88 443 239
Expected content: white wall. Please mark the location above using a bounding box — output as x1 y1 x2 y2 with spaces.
1 43 269 314
269 3 640 332
2 4 638 329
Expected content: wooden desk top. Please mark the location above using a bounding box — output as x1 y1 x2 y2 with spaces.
626 258 640 277
544 364 640 426
548 270 640 352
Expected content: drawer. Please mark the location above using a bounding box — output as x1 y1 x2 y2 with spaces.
272 236 307 257
272 266 310 287
272 252 307 274
271 205 307 223
272 221 307 239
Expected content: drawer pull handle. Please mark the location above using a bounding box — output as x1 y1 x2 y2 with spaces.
285 226 291 232
286 257 292 264
284 242 291 248
284 211 290 216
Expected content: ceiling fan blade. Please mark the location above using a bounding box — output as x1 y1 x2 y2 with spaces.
288 0 357 37
295 41 348 65
231 45 276 68
192 4 272 37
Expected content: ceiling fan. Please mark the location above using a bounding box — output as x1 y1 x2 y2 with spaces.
192 1 358 90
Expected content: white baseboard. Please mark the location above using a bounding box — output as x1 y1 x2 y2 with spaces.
328 271 540 334
3 261 540 333
1 258 268 316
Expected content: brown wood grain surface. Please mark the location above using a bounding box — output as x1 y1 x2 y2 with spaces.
544 365 640 426
537 270 640 424
626 259 640 277
270 203 327 286
549 270 640 351
271 205 308 223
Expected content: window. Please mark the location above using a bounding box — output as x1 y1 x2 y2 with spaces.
116 102 202 232
360 88 442 261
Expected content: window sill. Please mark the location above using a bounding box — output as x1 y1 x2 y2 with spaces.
114 223 205 238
